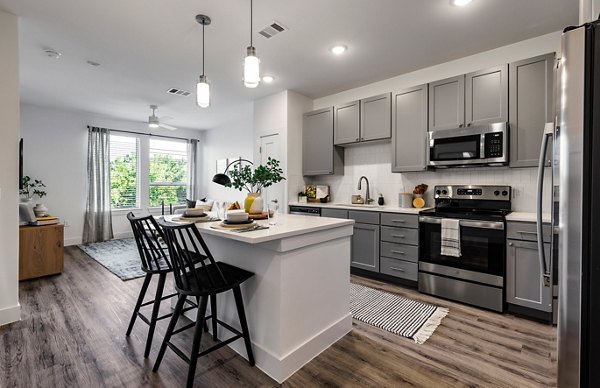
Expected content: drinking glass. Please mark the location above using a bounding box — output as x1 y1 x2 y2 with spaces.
215 201 226 220
268 202 279 225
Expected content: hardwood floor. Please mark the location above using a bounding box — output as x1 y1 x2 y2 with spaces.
0 246 557 387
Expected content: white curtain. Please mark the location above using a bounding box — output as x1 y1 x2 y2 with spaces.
83 126 114 244
188 139 199 200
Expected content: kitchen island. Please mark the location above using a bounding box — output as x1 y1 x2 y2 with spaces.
179 213 354 383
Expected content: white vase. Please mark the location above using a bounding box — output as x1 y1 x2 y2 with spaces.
33 203 49 217
247 193 264 214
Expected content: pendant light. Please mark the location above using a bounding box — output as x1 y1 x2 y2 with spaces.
195 14 211 108
243 0 260 88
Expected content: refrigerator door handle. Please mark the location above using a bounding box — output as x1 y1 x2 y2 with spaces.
536 123 554 286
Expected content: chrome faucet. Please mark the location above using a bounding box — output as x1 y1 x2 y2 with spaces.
357 176 374 204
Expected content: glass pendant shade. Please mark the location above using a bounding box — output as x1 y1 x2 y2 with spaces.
244 46 260 88
196 75 210 108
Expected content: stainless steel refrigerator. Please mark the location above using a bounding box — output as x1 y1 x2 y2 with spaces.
554 21 600 387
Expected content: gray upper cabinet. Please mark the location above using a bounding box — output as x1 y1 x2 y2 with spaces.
428 75 465 131
392 85 428 172
465 65 508 127
361 93 392 142
509 53 555 168
334 101 360 145
303 107 343 176
333 93 391 146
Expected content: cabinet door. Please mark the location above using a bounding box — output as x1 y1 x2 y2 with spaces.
465 65 508 126
361 93 391 142
506 240 552 312
392 85 428 172
351 223 380 272
509 53 555 168
19 224 64 281
321 208 348 219
428 75 465 131
334 101 360 145
303 107 343 176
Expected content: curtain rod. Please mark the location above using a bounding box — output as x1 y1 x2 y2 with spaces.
90 127 198 142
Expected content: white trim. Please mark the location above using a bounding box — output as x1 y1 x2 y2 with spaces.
0 303 21 327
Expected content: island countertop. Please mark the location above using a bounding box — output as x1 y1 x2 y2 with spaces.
164 213 355 245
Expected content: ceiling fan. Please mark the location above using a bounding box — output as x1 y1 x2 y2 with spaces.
148 105 177 130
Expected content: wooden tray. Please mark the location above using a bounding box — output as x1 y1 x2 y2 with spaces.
211 221 258 230
249 212 269 220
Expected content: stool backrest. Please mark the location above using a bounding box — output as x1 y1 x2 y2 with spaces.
127 212 171 272
158 219 227 293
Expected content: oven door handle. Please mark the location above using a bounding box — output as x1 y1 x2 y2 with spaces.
419 216 504 230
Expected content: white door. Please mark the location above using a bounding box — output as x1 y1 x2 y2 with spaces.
260 134 283 212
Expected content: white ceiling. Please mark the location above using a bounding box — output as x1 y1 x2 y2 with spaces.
0 0 577 131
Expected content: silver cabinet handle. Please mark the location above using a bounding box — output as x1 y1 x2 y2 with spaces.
389 267 405 272
516 231 538 235
356 138 360 141
391 250 405 254
467 122 472 127
391 234 405 238
391 220 406 223
459 123 464 128
508 242 514 246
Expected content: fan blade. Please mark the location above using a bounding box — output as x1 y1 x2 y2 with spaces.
159 123 177 131
160 115 174 121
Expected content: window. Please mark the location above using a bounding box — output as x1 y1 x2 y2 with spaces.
149 138 189 207
108 134 191 210
109 135 139 209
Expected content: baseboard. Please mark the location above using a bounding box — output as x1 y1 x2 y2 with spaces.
0 303 21 327
113 231 133 240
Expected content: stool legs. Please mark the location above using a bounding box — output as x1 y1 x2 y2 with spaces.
126 273 152 336
232 286 255 366
153 294 185 372
210 293 218 341
186 296 209 388
144 272 167 358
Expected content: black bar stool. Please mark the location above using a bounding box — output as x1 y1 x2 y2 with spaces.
125 213 201 358
153 219 255 388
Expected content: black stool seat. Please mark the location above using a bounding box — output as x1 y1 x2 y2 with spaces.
183 262 253 296
153 219 255 388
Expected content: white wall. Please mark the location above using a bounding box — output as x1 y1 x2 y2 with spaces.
200 103 254 203
286 91 313 203
309 31 561 213
0 10 21 326
20 103 202 245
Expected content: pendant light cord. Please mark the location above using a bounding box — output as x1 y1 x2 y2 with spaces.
250 0 253 47
202 22 205 76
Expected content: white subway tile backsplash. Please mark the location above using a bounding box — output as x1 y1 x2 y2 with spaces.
309 143 545 212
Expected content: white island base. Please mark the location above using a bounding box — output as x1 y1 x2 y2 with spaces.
178 214 354 383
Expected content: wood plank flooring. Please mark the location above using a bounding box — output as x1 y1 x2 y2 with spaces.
0 246 557 387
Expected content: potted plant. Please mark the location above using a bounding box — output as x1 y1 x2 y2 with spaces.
298 191 308 203
20 176 47 202
227 157 285 213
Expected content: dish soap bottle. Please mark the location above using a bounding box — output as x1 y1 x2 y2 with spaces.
378 194 384 206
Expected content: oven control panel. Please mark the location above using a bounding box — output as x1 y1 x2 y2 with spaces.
434 185 511 201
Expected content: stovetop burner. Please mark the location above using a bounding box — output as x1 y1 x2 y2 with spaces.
420 184 512 221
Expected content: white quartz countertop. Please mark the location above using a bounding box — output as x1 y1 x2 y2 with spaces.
163 213 354 244
288 201 430 214
506 211 551 223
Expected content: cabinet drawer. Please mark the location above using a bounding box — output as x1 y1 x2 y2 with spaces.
348 210 379 225
321 208 348 219
380 213 419 228
507 221 551 243
381 226 418 245
380 257 418 281
380 242 418 263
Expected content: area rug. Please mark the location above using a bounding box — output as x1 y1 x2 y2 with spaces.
78 238 145 281
350 283 449 344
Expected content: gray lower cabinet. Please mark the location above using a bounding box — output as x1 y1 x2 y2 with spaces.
428 75 465 131
303 107 343 176
334 93 391 146
509 53 555 168
391 84 428 172
465 64 508 126
380 213 419 281
321 208 348 219
351 223 380 272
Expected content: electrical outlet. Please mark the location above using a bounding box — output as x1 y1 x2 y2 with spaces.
512 187 522 199
64 219 70 227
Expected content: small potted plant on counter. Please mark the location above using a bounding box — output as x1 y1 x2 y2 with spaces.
227 157 285 213
298 191 308 203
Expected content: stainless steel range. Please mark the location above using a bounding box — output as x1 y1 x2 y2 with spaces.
418 185 511 312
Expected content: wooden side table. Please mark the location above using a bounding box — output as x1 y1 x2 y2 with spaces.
19 224 64 281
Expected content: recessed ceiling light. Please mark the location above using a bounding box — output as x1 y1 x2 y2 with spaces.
450 0 472 6
262 75 274 83
330 45 347 55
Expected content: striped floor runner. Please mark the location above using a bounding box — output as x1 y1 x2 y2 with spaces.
350 283 449 344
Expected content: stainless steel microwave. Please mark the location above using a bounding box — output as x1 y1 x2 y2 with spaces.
427 122 508 167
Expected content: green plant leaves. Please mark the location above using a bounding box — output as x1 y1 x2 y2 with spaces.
226 157 285 192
